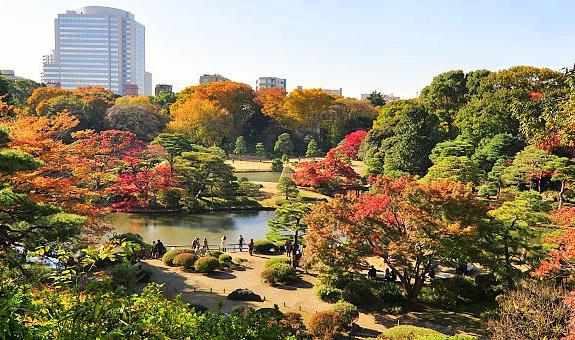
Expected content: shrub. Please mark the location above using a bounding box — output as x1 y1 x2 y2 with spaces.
265 257 290 268
218 254 232 265
261 263 298 285
108 261 138 289
419 277 482 310
316 283 344 303
253 240 276 254
380 325 444 339
374 282 405 305
172 253 196 269
194 256 220 273
208 250 223 258
271 158 284 172
474 273 500 299
307 310 343 339
162 248 194 266
330 301 359 327
342 280 376 307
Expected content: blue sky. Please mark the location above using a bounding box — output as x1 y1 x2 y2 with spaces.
2 0 575 98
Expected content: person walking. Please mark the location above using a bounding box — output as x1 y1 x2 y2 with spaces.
248 239 254 256
151 240 157 258
285 240 292 258
221 235 228 252
237 235 244 252
203 237 209 250
156 239 166 257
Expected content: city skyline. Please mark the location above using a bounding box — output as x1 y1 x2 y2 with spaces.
2 0 575 98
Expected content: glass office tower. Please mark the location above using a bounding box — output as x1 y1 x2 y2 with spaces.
42 6 151 95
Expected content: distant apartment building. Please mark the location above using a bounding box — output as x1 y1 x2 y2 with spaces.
322 88 343 96
0 70 25 80
41 6 152 96
155 84 173 95
256 77 286 91
360 93 400 102
199 74 229 84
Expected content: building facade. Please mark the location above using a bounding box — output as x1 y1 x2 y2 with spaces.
199 74 229 84
0 70 24 80
42 6 152 95
256 77 286 91
154 84 173 95
322 88 343 96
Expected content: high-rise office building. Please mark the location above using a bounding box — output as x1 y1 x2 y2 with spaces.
42 6 152 95
256 77 286 91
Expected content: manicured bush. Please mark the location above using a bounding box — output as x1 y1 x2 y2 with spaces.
271 158 284 172
330 301 359 327
419 277 482 310
374 282 405 305
194 256 220 273
380 325 444 339
342 280 376 307
208 250 223 258
172 253 196 269
261 263 298 285
253 240 276 254
162 248 194 266
307 310 343 339
218 254 232 265
316 283 344 303
265 257 290 268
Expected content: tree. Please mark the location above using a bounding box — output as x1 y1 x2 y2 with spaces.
234 136 248 160
488 281 574 340
106 101 165 141
255 142 266 161
277 176 299 201
545 157 575 208
328 130 368 161
274 133 293 157
535 207 575 282
304 177 485 301
422 156 480 183
282 88 335 136
293 154 360 194
150 91 177 112
255 87 287 121
428 136 475 163
481 191 550 289
501 146 554 192
471 133 524 173
268 201 311 267
168 97 233 146
326 99 376 146
305 139 321 157
365 91 386 107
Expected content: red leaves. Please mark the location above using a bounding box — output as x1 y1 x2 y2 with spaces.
530 92 543 100
327 130 368 161
534 207 575 280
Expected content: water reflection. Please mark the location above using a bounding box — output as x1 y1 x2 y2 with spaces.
110 211 275 246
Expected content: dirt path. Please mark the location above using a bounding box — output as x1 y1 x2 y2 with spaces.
143 252 389 337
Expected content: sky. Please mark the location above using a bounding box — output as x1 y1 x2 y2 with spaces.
1 0 575 98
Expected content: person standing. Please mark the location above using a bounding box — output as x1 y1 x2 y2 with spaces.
203 237 209 250
151 240 157 258
238 235 244 252
248 239 254 256
221 235 228 252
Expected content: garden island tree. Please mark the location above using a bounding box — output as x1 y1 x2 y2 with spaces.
268 201 311 268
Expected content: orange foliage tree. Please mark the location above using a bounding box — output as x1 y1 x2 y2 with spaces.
304 176 486 301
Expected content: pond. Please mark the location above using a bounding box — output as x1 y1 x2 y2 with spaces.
234 171 282 183
110 211 275 246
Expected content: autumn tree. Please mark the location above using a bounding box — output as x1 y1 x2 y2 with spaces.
282 88 335 140
326 98 376 146
304 177 486 301
168 97 233 146
268 201 311 267
328 130 368 161
293 154 360 194
255 87 287 122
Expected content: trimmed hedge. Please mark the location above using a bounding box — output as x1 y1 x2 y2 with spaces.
194 256 220 273
162 248 194 266
265 257 290 268
172 253 197 269
218 254 232 264
261 263 298 285
380 325 444 339
307 310 343 338
330 301 359 327
208 250 223 258
419 277 482 310
253 240 277 254
316 283 344 303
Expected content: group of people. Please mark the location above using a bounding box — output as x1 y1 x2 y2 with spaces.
367 265 398 282
151 240 166 259
216 235 255 255
284 240 303 263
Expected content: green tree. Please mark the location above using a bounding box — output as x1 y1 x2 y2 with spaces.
471 133 524 173
545 156 575 207
428 136 475 163
365 90 386 107
255 142 266 161
234 136 249 160
501 146 553 192
422 156 480 183
481 191 550 289
277 176 299 201
106 102 165 141
151 133 204 167
305 139 321 157
274 133 294 157
268 201 311 268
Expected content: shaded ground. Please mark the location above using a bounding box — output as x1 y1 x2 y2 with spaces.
143 252 486 338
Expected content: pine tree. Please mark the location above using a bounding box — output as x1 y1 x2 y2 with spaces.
255 142 266 162
305 139 320 157
234 136 248 161
274 133 293 157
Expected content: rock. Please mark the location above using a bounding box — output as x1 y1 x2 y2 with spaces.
227 288 263 301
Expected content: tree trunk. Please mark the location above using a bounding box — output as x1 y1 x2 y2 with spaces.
291 230 298 268
559 180 565 208
503 234 514 290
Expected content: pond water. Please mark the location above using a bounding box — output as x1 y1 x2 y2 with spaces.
110 211 275 246
234 171 281 183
